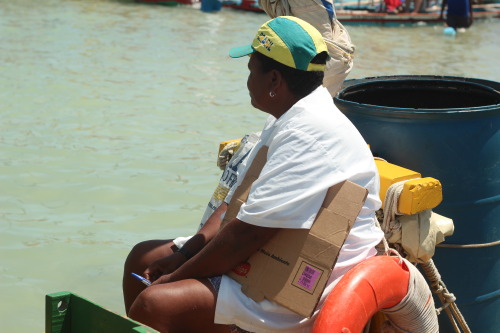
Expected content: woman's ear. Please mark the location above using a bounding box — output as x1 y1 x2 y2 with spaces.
269 69 284 92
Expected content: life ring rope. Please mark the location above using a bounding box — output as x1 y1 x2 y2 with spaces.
381 257 439 333
381 181 471 333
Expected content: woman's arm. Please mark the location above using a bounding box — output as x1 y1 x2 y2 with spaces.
154 218 279 284
144 202 229 282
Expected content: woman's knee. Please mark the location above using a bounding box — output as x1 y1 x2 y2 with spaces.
128 284 186 331
129 280 220 332
128 287 161 323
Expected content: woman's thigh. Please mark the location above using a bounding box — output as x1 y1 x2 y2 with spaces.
126 239 178 269
129 278 230 333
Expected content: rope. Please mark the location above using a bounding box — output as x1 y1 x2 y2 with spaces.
381 180 407 238
437 239 500 248
421 260 472 333
381 258 439 333
374 217 390 255
379 180 413 257
379 181 472 333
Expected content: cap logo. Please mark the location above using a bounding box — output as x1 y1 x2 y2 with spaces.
257 32 273 52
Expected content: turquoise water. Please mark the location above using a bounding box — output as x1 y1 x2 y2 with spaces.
0 0 499 331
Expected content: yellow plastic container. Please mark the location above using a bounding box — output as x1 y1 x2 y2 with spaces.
375 159 442 215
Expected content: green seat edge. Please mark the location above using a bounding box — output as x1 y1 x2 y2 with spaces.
45 291 159 333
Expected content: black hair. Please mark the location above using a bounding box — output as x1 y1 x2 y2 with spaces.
254 51 328 100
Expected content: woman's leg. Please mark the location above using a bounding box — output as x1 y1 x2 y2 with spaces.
123 239 178 313
129 278 230 333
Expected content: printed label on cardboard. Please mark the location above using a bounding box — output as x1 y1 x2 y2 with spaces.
292 261 324 294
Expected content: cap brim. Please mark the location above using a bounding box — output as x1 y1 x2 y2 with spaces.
229 45 255 58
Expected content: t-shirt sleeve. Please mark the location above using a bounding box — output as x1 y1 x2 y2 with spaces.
237 128 342 229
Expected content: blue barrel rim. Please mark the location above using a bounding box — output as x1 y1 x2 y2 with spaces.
335 76 500 119
340 75 500 90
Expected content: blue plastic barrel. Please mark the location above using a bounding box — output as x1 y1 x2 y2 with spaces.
334 75 499 333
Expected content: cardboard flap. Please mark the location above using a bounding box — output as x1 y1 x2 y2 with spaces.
322 183 368 217
222 146 268 228
301 210 352 266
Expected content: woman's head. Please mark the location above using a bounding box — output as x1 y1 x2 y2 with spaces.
252 50 327 100
230 16 330 115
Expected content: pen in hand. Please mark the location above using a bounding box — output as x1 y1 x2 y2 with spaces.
131 272 151 286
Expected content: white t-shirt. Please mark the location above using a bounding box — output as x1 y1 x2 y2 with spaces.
215 86 384 333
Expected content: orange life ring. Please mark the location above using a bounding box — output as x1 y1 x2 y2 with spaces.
312 256 410 333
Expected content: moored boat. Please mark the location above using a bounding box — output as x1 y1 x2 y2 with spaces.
335 4 499 26
135 0 499 26
222 0 264 12
135 0 200 6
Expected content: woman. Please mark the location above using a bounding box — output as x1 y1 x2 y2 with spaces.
126 17 383 333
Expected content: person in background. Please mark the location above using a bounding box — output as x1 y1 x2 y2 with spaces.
124 16 383 333
444 0 473 28
384 0 404 13
259 0 355 97
406 0 424 14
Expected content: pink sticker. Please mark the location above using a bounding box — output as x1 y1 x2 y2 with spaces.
297 265 321 291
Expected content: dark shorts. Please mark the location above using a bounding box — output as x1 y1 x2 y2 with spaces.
208 276 222 292
207 276 254 333
446 14 472 28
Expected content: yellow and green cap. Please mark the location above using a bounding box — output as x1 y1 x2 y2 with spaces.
229 16 328 72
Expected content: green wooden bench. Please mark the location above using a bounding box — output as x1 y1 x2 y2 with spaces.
46 291 158 333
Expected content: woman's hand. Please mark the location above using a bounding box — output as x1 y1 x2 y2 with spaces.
144 252 186 282
150 273 174 285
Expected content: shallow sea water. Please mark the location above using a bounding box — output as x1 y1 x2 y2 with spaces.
0 0 499 331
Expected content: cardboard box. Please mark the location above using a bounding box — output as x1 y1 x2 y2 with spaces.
222 147 368 317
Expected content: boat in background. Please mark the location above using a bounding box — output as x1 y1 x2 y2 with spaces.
222 0 264 12
334 1 500 26
136 0 200 6
134 0 260 11
335 8 499 26
135 0 499 26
